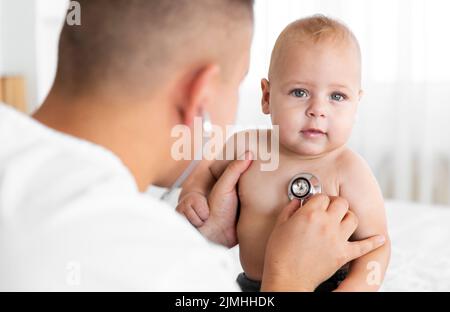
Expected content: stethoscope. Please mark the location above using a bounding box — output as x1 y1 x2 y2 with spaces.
287 173 322 206
160 112 212 201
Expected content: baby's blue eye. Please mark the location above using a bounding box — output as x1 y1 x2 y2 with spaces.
331 93 346 102
291 89 308 98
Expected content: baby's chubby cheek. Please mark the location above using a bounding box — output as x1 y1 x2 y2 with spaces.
326 120 355 149
270 110 298 139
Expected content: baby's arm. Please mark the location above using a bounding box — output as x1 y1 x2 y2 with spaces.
177 157 235 226
334 151 391 292
176 159 219 226
177 130 257 226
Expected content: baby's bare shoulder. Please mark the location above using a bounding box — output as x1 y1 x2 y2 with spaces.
335 149 387 240
335 147 384 215
210 129 272 178
229 128 273 156
335 147 374 185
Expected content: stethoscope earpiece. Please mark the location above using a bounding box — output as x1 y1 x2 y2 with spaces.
288 173 322 205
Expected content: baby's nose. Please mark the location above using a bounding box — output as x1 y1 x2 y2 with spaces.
307 111 325 118
306 101 327 118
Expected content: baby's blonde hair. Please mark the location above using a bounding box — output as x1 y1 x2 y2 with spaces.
269 15 361 80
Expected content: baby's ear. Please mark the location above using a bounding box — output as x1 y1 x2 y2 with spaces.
261 78 271 115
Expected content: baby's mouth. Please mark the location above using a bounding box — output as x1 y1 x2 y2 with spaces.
300 128 327 138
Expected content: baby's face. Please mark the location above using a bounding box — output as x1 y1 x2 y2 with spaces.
262 40 362 157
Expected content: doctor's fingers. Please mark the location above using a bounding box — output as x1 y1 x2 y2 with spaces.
340 210 359 240
326 196 350 221
276 199 301 225
213 154 253 194
296 194 331 215
346 235 386 263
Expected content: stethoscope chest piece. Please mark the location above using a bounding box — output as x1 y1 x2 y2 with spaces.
288 173 322 204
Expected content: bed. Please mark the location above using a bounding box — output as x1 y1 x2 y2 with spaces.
380 200 450 291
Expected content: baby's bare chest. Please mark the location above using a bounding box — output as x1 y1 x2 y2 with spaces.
238 158 340 215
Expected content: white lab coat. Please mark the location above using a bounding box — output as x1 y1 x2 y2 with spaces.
0 104 240 291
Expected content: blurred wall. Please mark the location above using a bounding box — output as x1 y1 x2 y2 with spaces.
0 0 66 112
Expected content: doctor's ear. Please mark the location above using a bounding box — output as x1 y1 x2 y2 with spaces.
179 64 221 127
261 78 271 115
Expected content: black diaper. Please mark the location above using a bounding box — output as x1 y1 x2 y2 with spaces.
236 267 349 292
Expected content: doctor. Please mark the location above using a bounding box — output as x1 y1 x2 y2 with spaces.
0 0 385 291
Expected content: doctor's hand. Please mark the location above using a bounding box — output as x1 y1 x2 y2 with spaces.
198 154 253 248
261 195 386 292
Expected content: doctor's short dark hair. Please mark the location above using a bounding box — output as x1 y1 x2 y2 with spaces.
54 0 254 98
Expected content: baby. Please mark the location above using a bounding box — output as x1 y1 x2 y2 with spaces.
177 15 390 292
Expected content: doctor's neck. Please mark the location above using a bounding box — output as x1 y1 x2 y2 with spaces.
33 88 174 192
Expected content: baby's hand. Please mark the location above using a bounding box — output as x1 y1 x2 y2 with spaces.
176 192 210 227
